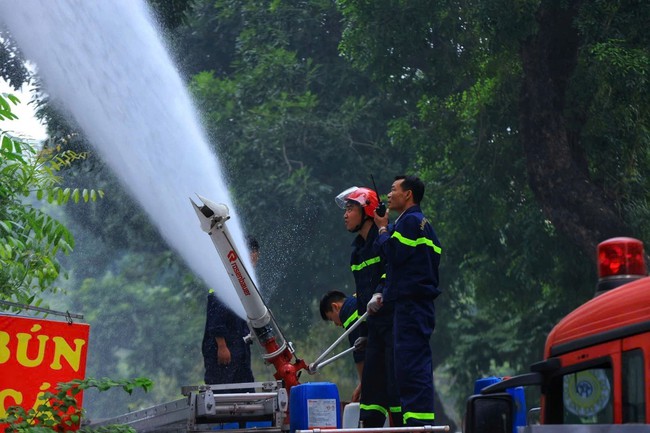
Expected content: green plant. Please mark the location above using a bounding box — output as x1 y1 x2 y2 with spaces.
0 94 104 306
1 377 153 433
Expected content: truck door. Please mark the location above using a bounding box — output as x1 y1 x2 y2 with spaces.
544 333 650 424
544 340 619 424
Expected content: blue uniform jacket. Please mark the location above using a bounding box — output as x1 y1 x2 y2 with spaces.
339 295 365 364
202 292 250 363
374 205 442 302
351 224 386 312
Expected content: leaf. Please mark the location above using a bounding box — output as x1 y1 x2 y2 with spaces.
0 220 12 233
6 94 20 104
2 134 14 151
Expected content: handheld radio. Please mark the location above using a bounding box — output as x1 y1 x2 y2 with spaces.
370 174 387 217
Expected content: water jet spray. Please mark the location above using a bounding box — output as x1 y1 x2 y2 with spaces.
0 0 250 315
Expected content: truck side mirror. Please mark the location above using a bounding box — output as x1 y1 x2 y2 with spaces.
464 393 514 433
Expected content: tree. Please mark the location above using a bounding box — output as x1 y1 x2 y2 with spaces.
0 95 153 433
66 256 206 417
182 0 410 326
0 32 29 89
337 0 650 256
0 94 103 306
4 1 647 424
335 0 650 410
519 0 650 256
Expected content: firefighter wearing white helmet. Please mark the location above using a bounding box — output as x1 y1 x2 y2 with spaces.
335 186 402 428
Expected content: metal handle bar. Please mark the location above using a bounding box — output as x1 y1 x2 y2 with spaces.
309 311 368 373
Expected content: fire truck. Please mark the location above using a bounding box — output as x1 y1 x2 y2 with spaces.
89 197 450 433
465 237 650 432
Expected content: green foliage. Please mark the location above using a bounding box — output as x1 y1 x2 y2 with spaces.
0 33 30 90
64 257 204 417
1 378 152 433
3 0 649 426
184 1 409 331
0 96 154 432
0 95 103 306
147 0 193 30
0 93 20 120
335 0 650 414
554 2 650 251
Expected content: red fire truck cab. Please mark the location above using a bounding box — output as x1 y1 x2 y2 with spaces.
464 237 650 431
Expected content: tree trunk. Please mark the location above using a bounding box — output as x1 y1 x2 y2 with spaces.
519 0 632 261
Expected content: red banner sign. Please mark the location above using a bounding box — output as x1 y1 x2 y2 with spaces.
0 315 90 424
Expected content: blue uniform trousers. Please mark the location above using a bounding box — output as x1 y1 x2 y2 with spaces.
360 314 403 427
394 298 436 426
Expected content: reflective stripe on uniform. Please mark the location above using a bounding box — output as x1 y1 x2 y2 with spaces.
390 406 402 413
391 231 442 254
343 310 359 329
403 412 435 423
360 404 388 417
350 256 381 271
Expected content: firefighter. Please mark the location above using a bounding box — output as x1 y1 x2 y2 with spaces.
371 175 441 427
335 187 402 428
319 290 366 402
201 236 259 392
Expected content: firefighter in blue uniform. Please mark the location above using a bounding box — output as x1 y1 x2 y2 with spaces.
201 236 259 393
202 291 254 392
319 290 366 402
335 187 402 428
371 175 441 427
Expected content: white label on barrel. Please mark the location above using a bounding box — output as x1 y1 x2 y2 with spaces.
307 398 337 428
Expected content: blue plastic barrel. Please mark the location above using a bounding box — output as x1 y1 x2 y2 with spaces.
290 382 341 433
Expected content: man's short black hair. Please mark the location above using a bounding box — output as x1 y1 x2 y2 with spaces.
319 290 347 320
395 175 425 204
246 235 260 252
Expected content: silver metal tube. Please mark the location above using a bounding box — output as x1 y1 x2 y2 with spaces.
310 311 368 371
208 392 278 402
210 404 267 413
312 346 356 371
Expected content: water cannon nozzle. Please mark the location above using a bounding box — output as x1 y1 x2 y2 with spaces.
190 195 230 233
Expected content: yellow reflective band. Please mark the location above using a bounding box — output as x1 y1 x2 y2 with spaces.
380 273 386 280
360 404 388 417
403 412 435 422
350 256 381 272
391 231 442 254
343 310 359 329
390 406 402 413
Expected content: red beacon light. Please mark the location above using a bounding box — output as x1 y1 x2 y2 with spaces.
596 237 647 295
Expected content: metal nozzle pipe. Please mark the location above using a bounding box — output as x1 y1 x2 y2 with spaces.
309 312 368 373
